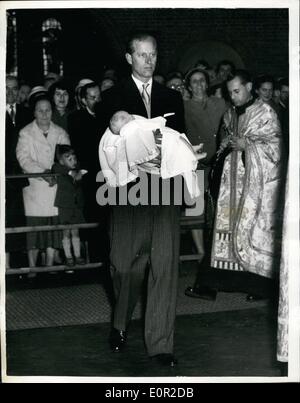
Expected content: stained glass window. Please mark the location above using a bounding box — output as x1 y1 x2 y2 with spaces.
42 18 63 77
6 11 18 77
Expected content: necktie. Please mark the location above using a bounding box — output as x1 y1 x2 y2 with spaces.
9 105 15 125
141 83 151 118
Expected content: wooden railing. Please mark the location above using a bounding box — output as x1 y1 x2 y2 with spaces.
5 173 205 274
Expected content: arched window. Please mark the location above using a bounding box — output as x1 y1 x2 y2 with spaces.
42 18 63 77
6 11 18 77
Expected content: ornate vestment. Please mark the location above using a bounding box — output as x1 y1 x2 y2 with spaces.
277 170 289 362
211 99 284 278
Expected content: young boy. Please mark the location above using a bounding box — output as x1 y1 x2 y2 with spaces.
52 145 86 267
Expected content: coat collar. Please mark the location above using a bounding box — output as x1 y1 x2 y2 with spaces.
32 120 54 144
235 97 255 116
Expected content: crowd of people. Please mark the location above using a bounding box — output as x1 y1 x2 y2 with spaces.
5 32 289 367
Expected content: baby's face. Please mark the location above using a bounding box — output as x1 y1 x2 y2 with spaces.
110 111 133 134
59 153 77 170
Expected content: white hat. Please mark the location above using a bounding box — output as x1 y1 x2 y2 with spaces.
28 85 47 100
75 78 94 92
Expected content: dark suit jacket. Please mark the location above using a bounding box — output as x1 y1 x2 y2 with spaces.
5 104 31 229
68 108 102 175
6 104 32 190
101 77 185 133
5 104 32 175
68 108 105 219
101 78 183 344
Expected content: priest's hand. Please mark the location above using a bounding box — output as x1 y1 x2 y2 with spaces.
231 137 246 151
193 143 207 161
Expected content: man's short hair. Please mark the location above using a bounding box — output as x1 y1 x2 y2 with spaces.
6 75 18 85
194 59 210 70
278 78 289 89
216 59 235 74
165 71 184 82
227 69 252 85
126 32 157 54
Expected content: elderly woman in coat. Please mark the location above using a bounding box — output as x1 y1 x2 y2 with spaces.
16 95 70 268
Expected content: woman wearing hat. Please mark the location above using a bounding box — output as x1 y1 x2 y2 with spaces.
74 78 94 110
16 95 70 269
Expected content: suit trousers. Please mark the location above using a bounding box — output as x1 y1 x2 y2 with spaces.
109 204 180 356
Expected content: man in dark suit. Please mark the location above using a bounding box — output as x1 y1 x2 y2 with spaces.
6 76 31 189
68 81 102 188
6 75 32 141
68 82 107 261
277 78 289 153
5 75 31 267
101 33 185 367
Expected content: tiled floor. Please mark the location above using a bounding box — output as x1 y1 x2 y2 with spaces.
3 263 284 380
5 265 268 331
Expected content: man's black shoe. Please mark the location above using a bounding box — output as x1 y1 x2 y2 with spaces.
151 354 178 367
185 285 217 301
109 328 127 352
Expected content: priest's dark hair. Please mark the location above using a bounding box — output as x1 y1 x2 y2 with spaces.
227 69 252 85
